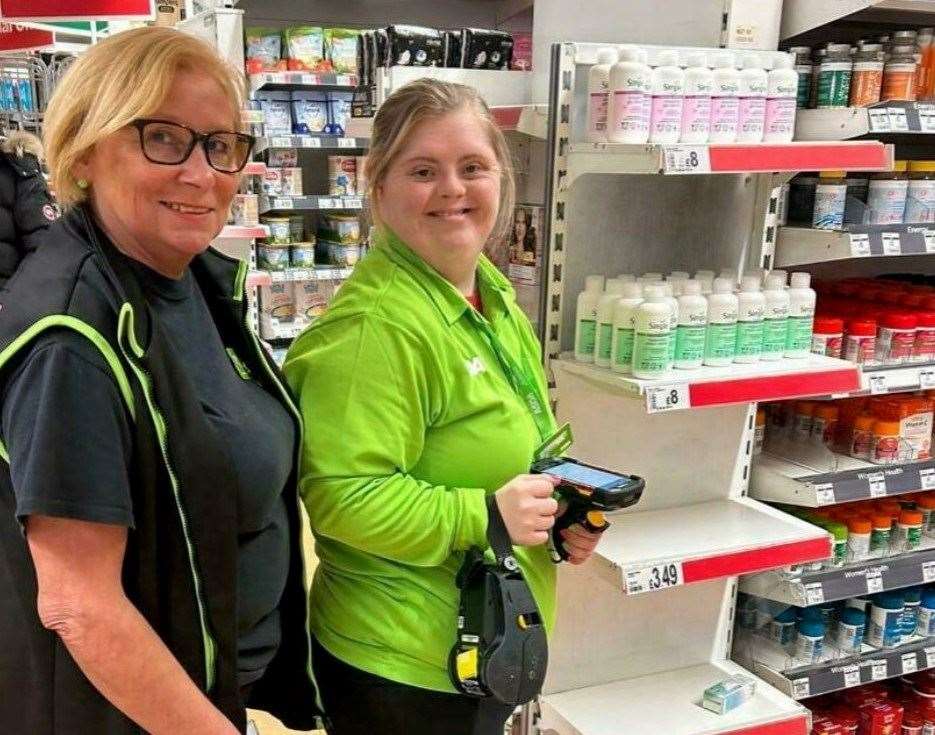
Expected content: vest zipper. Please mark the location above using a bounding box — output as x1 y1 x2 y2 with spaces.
117 304 217 692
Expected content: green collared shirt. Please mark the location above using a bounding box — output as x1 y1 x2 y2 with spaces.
283 227 557 692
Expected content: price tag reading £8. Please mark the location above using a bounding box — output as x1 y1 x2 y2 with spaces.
625 561 683 595
849 233 872 257
662 146 711 174
645 384 690 413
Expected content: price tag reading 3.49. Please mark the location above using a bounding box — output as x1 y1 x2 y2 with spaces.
625 561 684 595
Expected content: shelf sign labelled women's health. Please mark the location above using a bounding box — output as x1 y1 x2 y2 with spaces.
0 24 52 51
0 0 154 21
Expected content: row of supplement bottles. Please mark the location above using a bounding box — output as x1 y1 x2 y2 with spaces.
573 270 817 379
586 46 797 145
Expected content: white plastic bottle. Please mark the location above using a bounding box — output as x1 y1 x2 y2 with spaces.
785 272 817 359
610 283 644 374
704 278 739 366
694 270 715 295
649 50 685 144
667 272 689 296
709 53 741 143
737 55 767 143
594 278 626 367
764 54 798 143
617 273 636 283
761 272 791 361
609 47 652 144
674 280 708 370
661 282 680 368
574 275 605 362
631 286 672 379
735 275 766 363
680 52 713 144
587 48 618 143
718 268 739 291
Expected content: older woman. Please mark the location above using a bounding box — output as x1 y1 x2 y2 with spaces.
0 28 319 734
284 79 603 735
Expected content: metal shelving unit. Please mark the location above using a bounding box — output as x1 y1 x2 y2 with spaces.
774 225 935 267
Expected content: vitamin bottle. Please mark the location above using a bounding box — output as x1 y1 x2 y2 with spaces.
680 52 713 144
870 513 892 558
709 53 740 143
659 282 679 368
844 319 877 365
762 273 790 361
915 311 935 362
674 280 708 370
587 48 618 143
574 275 604 362
763 54 798 142
812 170 847 229
868 593 904 648
736 55 767 143
811 317 844 358
735 275 765 363
846 517 872 563
794 619 824 663
835 606 865 654
894 509 924 552
787 46 812 109
610 282 644 374
608 46 652 144
785 272 816 359
849 48 884 106
850 413 875 459
593 278 626 367
704 278 739 366
631 286 673 379
817 44 853 108
917 589 935 636
902 587 922 637
876 312 917 365
882 44 918 102
812 404 839 447
649 50 685 144
906 160 935 223
793 401 816 440
769 607 796 646
865 161 909 225
871 419 901 464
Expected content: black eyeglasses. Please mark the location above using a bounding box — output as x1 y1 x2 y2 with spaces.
129 118 255 173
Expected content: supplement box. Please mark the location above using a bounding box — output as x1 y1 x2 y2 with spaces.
328 155 357 196
280 168 304 196
258 283 296 338
262 168 284 197
268 148 299 168
386 25 444 67
293 280 333 322
230 194 259 227
701 675 756 715
508 204 544 286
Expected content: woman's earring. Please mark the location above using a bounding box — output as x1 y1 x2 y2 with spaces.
77 179 90 190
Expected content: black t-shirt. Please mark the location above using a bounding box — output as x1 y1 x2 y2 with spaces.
1 257 294 686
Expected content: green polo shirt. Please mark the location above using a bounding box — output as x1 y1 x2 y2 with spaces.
283 227 557 692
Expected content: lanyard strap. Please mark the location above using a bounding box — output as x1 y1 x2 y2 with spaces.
467 310 553 444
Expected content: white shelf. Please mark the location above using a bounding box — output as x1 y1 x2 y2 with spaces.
553 354 860 412
374 66 532 109
591 497 830 595
858 362 935 396
539 661 809 735
491 104 548 139
782 0 935 41
774 225 935 267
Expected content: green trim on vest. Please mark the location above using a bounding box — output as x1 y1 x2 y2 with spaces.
232 259 248 303
116 302 218 692
0 315 138 462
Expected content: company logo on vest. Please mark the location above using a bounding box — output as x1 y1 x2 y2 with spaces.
465 357 486 376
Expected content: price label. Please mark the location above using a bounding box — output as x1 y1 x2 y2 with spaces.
625 561 683 595
336 74 353 86
925 230 935 254
926 646 935 668
868 472 887 498
338 137 356 149
645 384 690 413
299 136 321 148
921 468 935 491
343 197 363 208
272 197 293 210
318 198 338 209
920 370 935 390
791 678 811 699
271 136 293 148
804 582 825 606
299 73 318 85
881 232 902 255
869 108 892 132
924 561 935 583
903 652 919 674
867 569 884 594
662 146 711 174
849 233 872 257
869 375 888 395
889 107 911 131
842 665 861 688
269 270 286 283
814 483 836 506
871 659 889 680
919 104 935 132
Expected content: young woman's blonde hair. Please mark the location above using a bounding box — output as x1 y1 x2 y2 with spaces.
365 78 516 244
44 26 245 208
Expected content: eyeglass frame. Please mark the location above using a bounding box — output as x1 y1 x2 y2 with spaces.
128 118 256 174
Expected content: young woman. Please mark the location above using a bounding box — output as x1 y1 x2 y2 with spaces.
285 79 602 735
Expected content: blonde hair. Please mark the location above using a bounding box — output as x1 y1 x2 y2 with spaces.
365 78 515 244
44 26 245 207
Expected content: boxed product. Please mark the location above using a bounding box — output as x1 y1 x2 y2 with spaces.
283 26 326 72
460 28 513 70
508 204 544 286
262 168 283 196
319 214 360 244
245 27 284 74
355 156 368 194
326 28 359 74
701 675 755 715
257 92 292 136
281 168 303 196
292 91 329 134
230 194 259 227
259 283 296 337
357 32 371 85
443 30 462 67
511 32 532 71
292 280 333 322
328 92 353 136
386 25 444 67
267 148 298 168
328 155 357 196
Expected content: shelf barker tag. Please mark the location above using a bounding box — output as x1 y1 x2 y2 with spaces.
842 665 861 688
921 468 935 491
881 232 902 256
867 569 884 594
624 561 683 595
662 146 711 174
920 105 935 132
871 659 888 680
888 107 910 131
814 483 836 506
903 652 919 674
849 233 872 257
299 136 321 148
804 582 825 606
791 678 810 699
645 384 690 413
920 370 935 390
868 472 887 498
924 560 935 583
927 646 935 668
869 375 888 395
271 136 293 148
925 230 935 254
868 108 891 132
